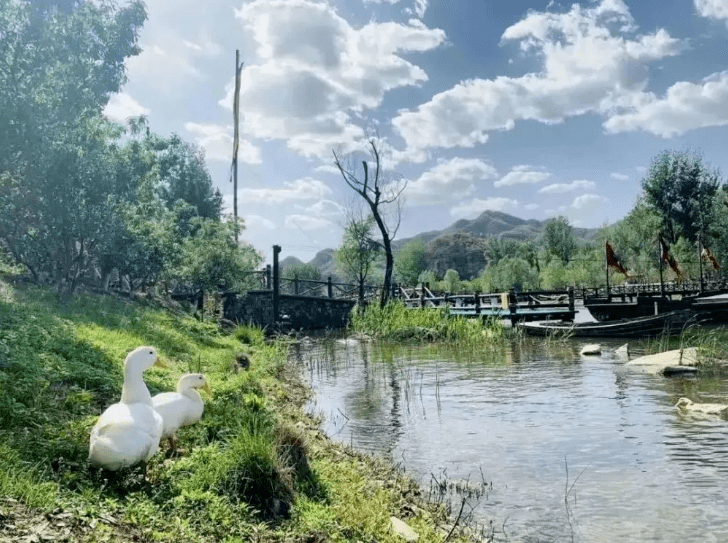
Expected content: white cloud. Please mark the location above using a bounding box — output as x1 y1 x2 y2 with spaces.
494 165 551 188
571 193 607 209
185 122 262 164
610 172 630 181
298 199 344 217
222 0 446 158
523 203 540 210
635 166 647 173
407 157 498 204
451 197 519 218
240 177 332 204
539 180 595 194
392 0 680 151
695 0 728 20
284 214 333 231
244 214 277 230
103 93 150 123
603 72 728 137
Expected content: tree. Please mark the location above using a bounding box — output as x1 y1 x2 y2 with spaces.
394 240 426 287
0 0 146 291
335 215 381 303
442 269 461 293
543 216 577 264
153 133 223 220
642 149 720 244
333 140 406 307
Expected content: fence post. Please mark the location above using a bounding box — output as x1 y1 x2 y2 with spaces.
509 288 518 326
327 276 333 298
272 245 281 323
568 287 575 319
420 282 426 308
294 277 299 295
475 291 481 316
265 265 272 289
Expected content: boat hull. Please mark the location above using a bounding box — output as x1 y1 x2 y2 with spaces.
516 310 697 338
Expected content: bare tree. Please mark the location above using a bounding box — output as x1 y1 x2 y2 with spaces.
333 139 406 306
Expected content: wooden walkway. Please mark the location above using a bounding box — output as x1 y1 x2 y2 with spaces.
399 286 576 323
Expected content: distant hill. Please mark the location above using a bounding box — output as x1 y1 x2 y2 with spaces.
296 210 601 281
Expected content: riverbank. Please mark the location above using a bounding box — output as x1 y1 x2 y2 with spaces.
0 273 481 543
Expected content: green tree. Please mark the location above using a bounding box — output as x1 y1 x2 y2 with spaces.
153 133 223 220
442 269 461 293
334 140 406 307
543 216 577 264
478 257 540 292
642 149 720 244
335 215 381 302
394 240 426 287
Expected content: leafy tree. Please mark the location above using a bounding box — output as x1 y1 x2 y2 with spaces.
442 269 461 293
543 216 577 264
394 240 426 287
173 218 262 298
334 139 406 307
642 149 720 244
478 257 540 292
335 215 381 302
153 133 223 220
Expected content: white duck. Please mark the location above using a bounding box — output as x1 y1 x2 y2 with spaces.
675 397 728 418
152 373 211 452
89 346 166 470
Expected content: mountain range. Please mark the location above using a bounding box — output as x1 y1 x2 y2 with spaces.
280 210 601 281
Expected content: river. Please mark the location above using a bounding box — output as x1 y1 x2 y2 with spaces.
290 335 728 543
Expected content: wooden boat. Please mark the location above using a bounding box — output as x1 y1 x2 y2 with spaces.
516 310 697 338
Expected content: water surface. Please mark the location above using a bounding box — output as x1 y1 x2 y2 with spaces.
292 337 728 543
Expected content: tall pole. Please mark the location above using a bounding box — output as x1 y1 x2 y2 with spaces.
232 50 244 244
605 241 610 301
658 236 665 297
698 238 704 294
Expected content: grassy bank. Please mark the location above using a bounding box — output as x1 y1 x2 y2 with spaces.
0 274 478 543
349 302 515 349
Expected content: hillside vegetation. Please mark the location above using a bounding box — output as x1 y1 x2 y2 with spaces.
0 270 475 543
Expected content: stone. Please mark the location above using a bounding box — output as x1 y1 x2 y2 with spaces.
625 347 699 375
580 344 601 356
390 516 419 542
615 343 629 357
675 397 728 418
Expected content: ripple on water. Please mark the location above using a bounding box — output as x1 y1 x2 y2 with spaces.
298 338 728 543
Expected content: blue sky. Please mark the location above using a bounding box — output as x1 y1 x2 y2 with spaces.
104 0 728 262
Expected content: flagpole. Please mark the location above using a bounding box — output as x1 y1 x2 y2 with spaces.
605 241 610 301
658 236 664 297
698 238 704 294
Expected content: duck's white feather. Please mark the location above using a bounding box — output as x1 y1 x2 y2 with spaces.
88 346 165 470
89 403 163 469
152 373 208 441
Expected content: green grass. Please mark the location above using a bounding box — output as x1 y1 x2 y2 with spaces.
349 301 516 358
0 273 476 542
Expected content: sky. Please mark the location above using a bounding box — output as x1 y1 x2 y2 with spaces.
103 0 728 263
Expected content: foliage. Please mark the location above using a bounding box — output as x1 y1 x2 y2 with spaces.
476 257 540 292
349 301 509 348
542 216 577 264
394 240 426 287
335 215 381 301
641 149 721 244
334 140 406 307
442 269 462 293
0 278 473 542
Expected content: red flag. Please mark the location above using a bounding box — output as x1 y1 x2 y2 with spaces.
660 238 683 278
701 247 720 271
605 242 628 277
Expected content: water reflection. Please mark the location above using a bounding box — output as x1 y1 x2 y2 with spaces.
295 337 728 543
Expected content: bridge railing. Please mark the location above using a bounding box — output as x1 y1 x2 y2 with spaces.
278 276 380 301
